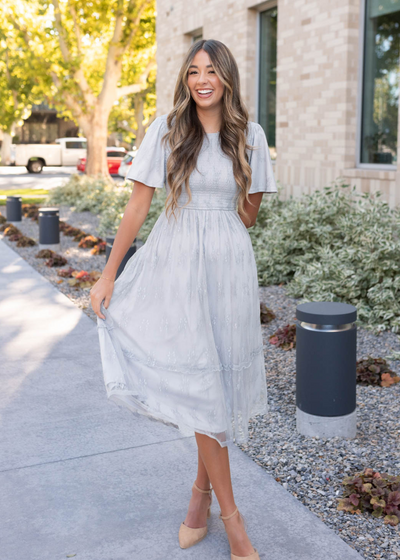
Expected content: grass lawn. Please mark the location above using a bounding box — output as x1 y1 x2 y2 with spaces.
0 188 49 206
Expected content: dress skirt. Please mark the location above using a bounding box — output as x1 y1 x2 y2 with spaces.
97 206 269 447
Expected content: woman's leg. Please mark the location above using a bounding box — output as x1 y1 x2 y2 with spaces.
183 449 212 529
194 432 256 557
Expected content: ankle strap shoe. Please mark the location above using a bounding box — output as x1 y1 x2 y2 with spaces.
178 482 213 549
219 506 260 560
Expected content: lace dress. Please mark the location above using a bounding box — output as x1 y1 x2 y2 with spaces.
96 114 278 447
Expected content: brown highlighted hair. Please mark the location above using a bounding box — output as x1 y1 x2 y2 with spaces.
161 39 257 221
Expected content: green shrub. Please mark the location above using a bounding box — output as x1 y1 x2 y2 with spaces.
46 176 400 333
250 183 400 333
45 174 166 241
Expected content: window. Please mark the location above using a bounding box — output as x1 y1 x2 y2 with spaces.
65 141 87 149
258 8 277 161
107 151 126 158
360 0 400 165
192 31 203 44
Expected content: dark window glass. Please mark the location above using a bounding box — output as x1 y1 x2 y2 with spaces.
107 151 125 158
258 8 277 161
65 141 87 149
361 0 400 164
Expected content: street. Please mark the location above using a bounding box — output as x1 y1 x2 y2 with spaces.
0 165 78 191
0 166 125 194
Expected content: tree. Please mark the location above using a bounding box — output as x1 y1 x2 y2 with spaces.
7 0 156 176
0 6 44 164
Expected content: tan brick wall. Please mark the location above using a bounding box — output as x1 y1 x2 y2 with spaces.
156 0 400 207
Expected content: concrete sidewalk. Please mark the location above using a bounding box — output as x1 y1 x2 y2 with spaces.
0 239 364 560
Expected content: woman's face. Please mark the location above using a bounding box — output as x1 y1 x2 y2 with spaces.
187 49 224 109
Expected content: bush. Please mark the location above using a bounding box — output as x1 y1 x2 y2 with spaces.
356 357 400 387
337 467 400 526
45 174 166 241
249 183 400 333
46 176 400 333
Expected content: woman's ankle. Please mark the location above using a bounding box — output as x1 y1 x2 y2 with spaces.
195 479 211 491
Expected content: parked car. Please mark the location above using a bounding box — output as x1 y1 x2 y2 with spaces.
14 138 87 173
77 147 127 174
118 150 137 178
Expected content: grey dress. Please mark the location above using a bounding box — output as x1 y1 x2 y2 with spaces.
97 114 278 447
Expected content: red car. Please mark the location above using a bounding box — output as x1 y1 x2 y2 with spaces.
77 147 127 174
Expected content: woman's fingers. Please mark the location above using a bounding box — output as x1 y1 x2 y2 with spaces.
89 280 114 320
90 293 106 320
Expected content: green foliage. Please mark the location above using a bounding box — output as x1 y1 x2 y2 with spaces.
338 468 400 526
46 177 400 333
6 0 157 129
249 183 400 333
45 173 165 241
356 357 400 387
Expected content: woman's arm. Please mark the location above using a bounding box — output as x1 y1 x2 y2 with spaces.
101 181 155 280
238 192 264 228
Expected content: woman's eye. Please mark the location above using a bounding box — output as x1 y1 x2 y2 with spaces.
188 70 215 75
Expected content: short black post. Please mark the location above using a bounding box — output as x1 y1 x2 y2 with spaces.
106 235 144 280
39 207 60 249
295 301 357 438
6 196 22 222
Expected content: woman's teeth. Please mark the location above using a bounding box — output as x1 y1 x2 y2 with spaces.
197 90 213 98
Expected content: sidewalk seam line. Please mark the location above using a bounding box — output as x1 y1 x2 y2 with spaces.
0 435 194 473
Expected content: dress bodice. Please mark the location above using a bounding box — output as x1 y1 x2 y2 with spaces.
125 114 277 209
171 133 239 211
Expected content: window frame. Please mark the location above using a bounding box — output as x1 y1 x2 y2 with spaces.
356 0 398 170
256 3 278 164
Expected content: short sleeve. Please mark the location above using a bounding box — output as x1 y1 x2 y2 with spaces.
125 115 167 188
247 122 278 194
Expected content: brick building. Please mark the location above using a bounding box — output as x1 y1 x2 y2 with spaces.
156 0 400 207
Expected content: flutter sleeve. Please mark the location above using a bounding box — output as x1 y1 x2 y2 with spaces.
125 116 167 188
247 122 278 194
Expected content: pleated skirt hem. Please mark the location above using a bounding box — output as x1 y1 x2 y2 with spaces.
106 387 269 448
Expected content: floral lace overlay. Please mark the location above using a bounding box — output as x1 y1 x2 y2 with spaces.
97 115 277 447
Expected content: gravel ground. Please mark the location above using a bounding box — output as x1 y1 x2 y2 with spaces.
0 204 106 323
238 285 400 560
1 204 400 559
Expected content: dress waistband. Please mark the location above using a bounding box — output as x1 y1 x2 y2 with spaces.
177 206 237 211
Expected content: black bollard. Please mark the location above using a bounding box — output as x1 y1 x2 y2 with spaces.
6 196 22 222
105 235 144 280
295 301 357 438
39 207 60 247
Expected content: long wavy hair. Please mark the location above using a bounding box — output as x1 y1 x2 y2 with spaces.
161 39 258 221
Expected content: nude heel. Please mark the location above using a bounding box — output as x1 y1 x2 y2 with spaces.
219 506 260 560
178 482 213 549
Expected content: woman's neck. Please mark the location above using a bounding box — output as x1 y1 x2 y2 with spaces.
196 107 222 134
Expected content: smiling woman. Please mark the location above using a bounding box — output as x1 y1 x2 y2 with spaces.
92 38 277 560
187 53 224 129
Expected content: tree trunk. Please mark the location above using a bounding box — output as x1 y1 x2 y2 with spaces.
1 124 16 165
80 106 111 177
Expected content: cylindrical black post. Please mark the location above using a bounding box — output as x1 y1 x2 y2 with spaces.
295 301 357 438
6 196 22 222
39 207 60 245
106 235 144 280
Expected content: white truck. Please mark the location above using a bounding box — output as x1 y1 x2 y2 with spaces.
13 137 87 173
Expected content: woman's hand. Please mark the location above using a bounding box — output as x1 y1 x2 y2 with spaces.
90 277 115 319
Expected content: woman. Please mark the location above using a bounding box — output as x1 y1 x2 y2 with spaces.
90 39 277 560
